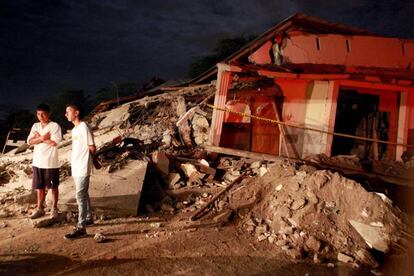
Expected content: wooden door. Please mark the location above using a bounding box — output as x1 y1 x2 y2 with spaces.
251 96 280 155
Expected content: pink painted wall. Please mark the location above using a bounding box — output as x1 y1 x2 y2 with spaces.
275 79 309 156
249 41 272 64
249 32 414 69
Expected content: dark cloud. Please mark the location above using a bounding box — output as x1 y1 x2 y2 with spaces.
0 0 413 113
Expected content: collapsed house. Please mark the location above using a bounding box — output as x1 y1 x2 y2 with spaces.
0 13 413 271
188 13 414 162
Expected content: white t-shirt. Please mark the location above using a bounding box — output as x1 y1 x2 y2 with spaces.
27 121 62 169
71 121 95 177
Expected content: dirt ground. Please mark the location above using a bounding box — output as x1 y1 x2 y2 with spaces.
1 208 413 276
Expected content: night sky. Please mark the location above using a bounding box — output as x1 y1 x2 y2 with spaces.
1 0 414 116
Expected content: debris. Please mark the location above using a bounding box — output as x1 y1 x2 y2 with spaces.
355 249 379 268
31 213 66 228
349 220 390 253
192 114 210 146
305 236 321 252
94 232 107 243
213 210 232 223
167 173 181 188
152 151 170 176
0 210 9 218
150 222 162 228
337 252 354 263
190 172 248 221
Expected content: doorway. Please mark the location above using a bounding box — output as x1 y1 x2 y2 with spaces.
331 89 390 159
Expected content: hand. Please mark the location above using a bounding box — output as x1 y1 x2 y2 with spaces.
89 145 96 154
41 132 51 141
33 131 40 138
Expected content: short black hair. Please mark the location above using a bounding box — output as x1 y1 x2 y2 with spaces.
66 102 83 118
66 102 80 111
37 103 50 112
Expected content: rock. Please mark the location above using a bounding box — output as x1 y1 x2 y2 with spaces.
175 96 187 117
160 203 175 213
361 207 370 218
94 232 106 243
167 173 181 188
307 191 318 204
250 161 262 169
213 210 232 223
313 173 329 189
290 182 300 192
286 248 303 259
370 269 383 276
246 225 255 233
181 163 203 185
355 249 379 268
327 263 335 268
370 222 384 228
192 114 210 146
31 213 66 228
337 252 354 263
258 234 267 242
150 222 162 228
305 236 322 252
14 190 36 204
276 184 283 191
275 239 288 247
281 245 290 251
0 221 8 228
291 198 307 210
0 210 9 218
255 224 268 235
259 167 268 177
278 206 292 218
268 235 276 244
152 151 169 176
313 253 321 264
349 220 390 252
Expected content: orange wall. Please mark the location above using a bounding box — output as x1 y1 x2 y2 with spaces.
249 32 414 69
408 92 414 130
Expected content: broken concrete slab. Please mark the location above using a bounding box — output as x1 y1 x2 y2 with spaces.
337 252 354 263
349 220 390 253
59 160 148 216
152 151 169 176
98 104 130 129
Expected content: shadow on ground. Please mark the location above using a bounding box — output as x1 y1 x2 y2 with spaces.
0 254 371 276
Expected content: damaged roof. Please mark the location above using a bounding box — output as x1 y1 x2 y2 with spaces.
186 13 387 85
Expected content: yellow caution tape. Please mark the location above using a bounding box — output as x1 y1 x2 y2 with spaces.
206 103 414 148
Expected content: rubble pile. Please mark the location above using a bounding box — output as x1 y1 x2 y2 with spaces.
228 160 407 267
0 160 32 185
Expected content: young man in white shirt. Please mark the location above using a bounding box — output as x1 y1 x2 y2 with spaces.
27 104 62 219
64 103 96 240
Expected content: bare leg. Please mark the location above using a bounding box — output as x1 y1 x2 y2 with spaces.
37 189 46 210
51 188 59 209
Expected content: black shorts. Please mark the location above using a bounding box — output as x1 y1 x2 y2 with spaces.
32 166 60 189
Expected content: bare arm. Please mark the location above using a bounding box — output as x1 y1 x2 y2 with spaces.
29 131 58 147
89 145 96 154
28 131 50 145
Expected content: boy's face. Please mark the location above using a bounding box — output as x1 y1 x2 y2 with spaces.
65 106 79 122
36 110 50 124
